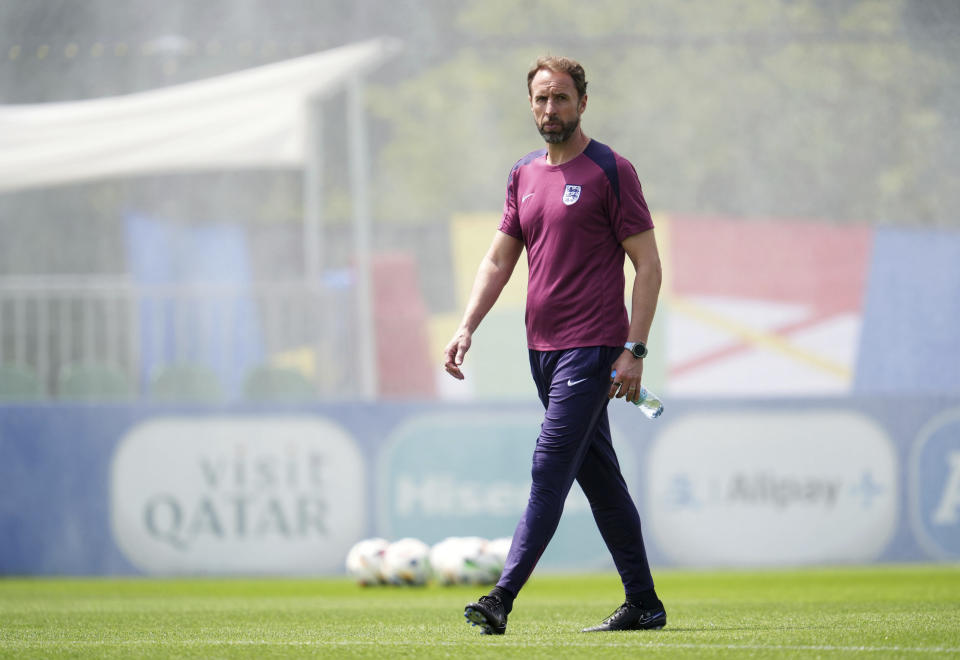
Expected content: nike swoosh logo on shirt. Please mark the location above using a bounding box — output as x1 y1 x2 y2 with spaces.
567 378 588 386
522 193 535 203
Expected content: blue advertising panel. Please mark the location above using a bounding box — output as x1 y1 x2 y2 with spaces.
854 227 960 394
377 411 641 570
1 397 959 575
909 408 960 559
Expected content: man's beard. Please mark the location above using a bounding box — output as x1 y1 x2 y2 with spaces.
538 115 580 144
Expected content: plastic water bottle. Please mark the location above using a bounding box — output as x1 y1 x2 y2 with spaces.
633 386 664 419
611 370 663 419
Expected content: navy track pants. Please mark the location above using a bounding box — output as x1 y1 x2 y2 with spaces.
496 345 655 598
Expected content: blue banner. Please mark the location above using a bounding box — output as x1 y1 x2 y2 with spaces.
1 397 959 575
124 215 263 397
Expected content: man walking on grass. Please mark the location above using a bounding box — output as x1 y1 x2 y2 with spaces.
443 55 666 634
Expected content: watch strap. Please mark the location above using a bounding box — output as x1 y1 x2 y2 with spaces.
624 341 648 359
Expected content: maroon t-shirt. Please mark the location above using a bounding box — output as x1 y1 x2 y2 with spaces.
498 140 654 351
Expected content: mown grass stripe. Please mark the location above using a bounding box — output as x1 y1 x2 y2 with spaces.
3 639 960 654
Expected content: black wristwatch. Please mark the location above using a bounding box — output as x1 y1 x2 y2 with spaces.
624 341 648 359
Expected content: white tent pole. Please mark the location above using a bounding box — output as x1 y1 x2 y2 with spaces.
348 76 377 400
303 96 323 284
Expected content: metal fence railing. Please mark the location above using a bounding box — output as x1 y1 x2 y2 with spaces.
0 276 356 400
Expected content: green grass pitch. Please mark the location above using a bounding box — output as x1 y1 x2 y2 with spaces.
2 564 959 658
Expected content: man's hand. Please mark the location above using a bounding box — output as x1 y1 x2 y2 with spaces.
609 351 644 403
443 329 472 380
442 231 523 382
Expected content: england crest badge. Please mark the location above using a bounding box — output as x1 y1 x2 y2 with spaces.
562 184 582 206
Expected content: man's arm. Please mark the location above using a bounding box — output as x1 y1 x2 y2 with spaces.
444 230 524 380
609 229 662 401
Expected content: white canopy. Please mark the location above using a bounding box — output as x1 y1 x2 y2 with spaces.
0 38 399 192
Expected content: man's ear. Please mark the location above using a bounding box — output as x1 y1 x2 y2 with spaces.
579 94 588 114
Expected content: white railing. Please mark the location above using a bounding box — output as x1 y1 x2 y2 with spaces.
0 276 356 400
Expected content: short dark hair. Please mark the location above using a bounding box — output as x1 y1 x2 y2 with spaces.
527 56 588 99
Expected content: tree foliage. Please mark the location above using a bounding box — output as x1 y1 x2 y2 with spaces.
368 0 959 226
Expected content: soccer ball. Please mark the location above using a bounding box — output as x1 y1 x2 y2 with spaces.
345 537 389 586
430 537 504 586
381 537 432 586
429 537 466 586
487 536 511 570
456 536 502 585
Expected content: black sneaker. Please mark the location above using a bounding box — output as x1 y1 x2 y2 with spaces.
581 601 667 632
464 595 508 635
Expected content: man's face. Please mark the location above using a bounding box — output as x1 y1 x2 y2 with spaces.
529 69 587 144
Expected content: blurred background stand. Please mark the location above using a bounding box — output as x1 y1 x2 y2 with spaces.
0 38 400 401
